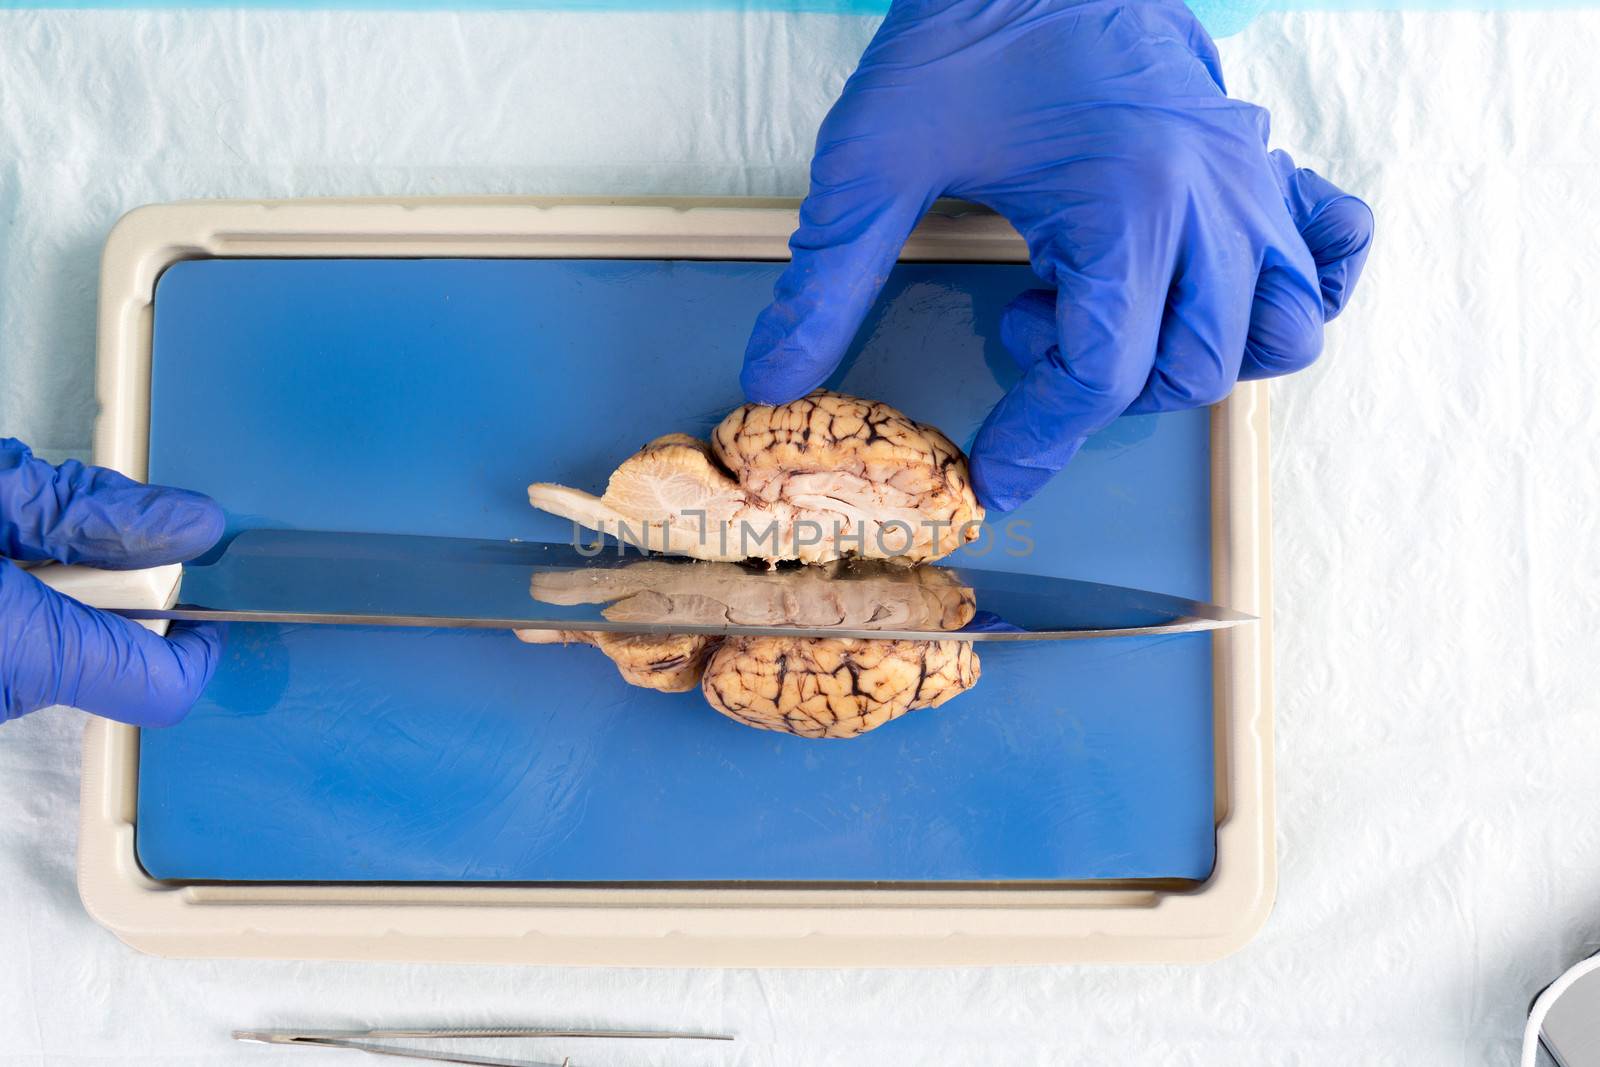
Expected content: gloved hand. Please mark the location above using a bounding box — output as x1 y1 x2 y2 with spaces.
742 0 1374 511
1 438 225 727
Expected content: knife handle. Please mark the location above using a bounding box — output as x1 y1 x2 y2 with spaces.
25 562 183 637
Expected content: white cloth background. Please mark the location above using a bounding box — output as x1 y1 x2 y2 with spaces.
2 9 1599 1064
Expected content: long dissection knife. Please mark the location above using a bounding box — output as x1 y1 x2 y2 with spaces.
30 528 1253 642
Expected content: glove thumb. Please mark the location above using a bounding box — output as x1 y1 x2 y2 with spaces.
0 439 224 569
742 134 933 404
1270 151 1375 320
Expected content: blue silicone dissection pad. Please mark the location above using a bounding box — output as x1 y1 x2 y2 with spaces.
138 257 1216 883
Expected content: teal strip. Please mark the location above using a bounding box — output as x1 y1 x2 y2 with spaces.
1 0 1594 39
0 0 889 9
1192 0 1597 35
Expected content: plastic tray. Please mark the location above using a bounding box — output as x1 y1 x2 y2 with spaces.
78 197 1275 965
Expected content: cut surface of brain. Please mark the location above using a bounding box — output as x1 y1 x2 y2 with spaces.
524 557 978 633
527 392 984 565
521 393 986 738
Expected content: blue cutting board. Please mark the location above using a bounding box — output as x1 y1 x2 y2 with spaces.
137 257 1216 883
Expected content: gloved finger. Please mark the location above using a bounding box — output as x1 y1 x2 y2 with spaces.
0 438 224 569
971 276 1162 512
997 290 1057 373
1123 235 1257 415
1270 151 1375 320
1237 260 1325 382
741 132 933 405
1173 1 1227 92
0 559 223 727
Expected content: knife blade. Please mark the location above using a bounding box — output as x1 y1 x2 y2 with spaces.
63 528 1254 642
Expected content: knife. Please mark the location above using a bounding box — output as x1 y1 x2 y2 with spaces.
29 528 1253 642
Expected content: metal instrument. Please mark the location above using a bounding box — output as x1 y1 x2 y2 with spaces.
233 1026 733 1066
35 527 1253 642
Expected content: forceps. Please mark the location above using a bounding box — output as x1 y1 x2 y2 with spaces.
233 1027 735 1066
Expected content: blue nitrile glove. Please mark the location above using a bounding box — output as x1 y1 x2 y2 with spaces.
1 438 225 727
741 0 1374 511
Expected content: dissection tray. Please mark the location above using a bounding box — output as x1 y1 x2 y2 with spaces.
78 198 1274 965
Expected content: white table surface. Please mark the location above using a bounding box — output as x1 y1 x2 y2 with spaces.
2 8 1598 1064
